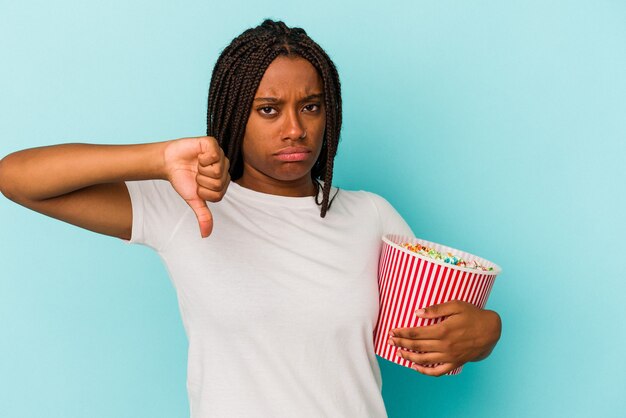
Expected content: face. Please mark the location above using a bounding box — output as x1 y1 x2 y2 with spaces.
237 56 326 196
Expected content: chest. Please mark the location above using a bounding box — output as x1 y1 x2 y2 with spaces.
159 200 383 333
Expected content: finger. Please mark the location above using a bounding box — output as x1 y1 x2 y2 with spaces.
197 157 230 192
197 141 223 168
196 174 227 193
411 362 457 377
388 336 440 353
389 324 444 340
222 172 231 194
196 135 220 154
198 153 221 170
221 157 230 182
186 197 213 238
396 348 445 366
198 151 226 179
415 300 467 319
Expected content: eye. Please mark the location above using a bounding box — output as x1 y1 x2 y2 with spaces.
258 106 277 116
303 103 320 113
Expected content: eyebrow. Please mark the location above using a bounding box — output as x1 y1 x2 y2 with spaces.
253 93 324 103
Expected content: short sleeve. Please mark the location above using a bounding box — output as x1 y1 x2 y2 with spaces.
365 192 415 239
125 179 191 251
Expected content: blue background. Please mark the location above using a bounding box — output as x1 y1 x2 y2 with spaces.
1 1 625 417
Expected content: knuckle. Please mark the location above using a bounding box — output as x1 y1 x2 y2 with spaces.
196 187 210 200
411 343 426 354
205 135 218 146
453 300 466 309
403 350 416 362
434 328 445 340
195 173 208 187
206 194 221 203
407 341 419 352
422 357 435 367
208 152 219 162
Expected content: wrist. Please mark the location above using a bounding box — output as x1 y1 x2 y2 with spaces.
154 140 172 180
473 309 502 362
117 141 170 182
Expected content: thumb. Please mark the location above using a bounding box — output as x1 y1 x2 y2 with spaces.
415 300 462 319
186 197 214 238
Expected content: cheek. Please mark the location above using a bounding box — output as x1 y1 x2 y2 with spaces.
241 138 260 165
314 116 326 144
313 126 325 153
241 120 265 159
241 131 273 168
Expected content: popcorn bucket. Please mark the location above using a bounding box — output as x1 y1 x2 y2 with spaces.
374 234 501 375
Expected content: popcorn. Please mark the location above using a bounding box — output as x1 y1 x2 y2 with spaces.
401 242 494 271
375 235 501 375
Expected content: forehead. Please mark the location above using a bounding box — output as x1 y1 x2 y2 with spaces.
255 56 323 97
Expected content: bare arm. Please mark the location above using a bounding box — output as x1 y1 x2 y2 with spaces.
0 142 167 240
0 137 230 240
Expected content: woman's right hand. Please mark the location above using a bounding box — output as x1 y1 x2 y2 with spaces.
163 136 230 238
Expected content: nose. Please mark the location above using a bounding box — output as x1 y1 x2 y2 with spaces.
282 109 305 141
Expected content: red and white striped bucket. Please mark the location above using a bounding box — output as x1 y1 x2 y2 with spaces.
374 234 501 375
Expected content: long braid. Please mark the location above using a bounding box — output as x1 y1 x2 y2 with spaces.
291 42 342 217
206 19 342 217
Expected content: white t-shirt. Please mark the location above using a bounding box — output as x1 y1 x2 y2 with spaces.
126 180 414 418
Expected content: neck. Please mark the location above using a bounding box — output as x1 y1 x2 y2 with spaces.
235 173 317 197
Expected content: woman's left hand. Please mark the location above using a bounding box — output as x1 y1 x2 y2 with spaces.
387 300 501 377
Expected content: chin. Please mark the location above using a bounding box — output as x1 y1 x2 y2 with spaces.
272 166 315 182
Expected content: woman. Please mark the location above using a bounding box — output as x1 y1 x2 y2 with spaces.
0 19 501 418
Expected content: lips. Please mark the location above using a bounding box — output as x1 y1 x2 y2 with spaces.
274 146 311 162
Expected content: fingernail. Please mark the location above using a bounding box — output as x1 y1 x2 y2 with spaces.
411 364 419 371
396 350 403 358
415 309 425 316
388 330 395 337
387 338 395 346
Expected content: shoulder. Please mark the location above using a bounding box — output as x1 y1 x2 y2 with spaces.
125 179 190 222
334 187 414 237
335 188 396 213
126 178 178 198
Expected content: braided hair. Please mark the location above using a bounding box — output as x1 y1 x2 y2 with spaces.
206 19 342 217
